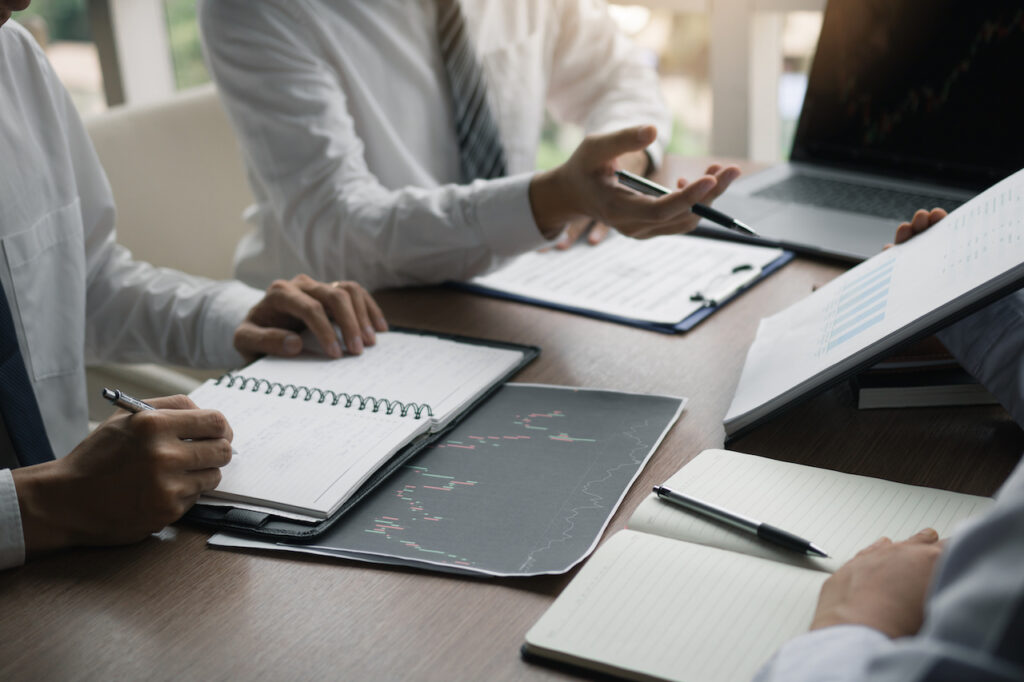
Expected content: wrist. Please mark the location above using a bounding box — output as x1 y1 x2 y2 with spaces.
12 460 79 555
528 167 580 239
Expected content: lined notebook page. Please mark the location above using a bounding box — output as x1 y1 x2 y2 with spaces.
468 233 783 324
238 331 524 427
190 380 429 517
525 530 826 682
629 450 993 572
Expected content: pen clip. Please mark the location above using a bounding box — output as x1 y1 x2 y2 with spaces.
690 263 763 308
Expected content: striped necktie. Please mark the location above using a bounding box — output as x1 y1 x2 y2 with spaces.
0 279 55 467
435 0 508 181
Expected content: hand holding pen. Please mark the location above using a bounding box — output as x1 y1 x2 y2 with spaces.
529 125 743 240
615 170 758 236
12 392 234 556
104 388 238 454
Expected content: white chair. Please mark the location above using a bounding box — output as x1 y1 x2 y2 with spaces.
82 84 254 421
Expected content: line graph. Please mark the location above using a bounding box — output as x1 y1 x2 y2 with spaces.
843 9 1024 146
314 385 683 576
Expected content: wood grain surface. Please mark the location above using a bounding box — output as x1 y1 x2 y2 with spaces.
2 159 1019 681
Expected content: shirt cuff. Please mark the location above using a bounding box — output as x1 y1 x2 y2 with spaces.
754 625 892 682
200 281 266 369
469 172 552 256
0 468 26 570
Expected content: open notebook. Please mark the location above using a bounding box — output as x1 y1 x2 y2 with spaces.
524 449 993 682
185 330 536 534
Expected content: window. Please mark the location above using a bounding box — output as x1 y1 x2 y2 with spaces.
165 0 209 90
13 0 106 115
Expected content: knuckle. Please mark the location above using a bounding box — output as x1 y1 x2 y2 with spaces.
216 439 233 464
205 410 231 436
208 469 224 490
132 410 164 437
268 279 291 294
302 298 326 317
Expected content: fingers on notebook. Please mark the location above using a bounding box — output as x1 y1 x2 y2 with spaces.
894 208 948 244
240 276 388 360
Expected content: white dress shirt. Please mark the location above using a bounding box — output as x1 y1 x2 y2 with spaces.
755 288 1024 682
198 0 672 291
0 21 265 569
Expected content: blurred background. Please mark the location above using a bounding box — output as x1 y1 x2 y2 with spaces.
13 0 825 164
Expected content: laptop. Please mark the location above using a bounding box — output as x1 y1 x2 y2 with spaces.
703 0 1024 262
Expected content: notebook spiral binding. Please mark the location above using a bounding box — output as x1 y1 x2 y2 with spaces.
215 374 435 419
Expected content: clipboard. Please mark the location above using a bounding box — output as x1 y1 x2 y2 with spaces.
451 248 794 334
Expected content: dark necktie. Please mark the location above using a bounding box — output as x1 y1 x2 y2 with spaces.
0 278 55 466
435 0 508 181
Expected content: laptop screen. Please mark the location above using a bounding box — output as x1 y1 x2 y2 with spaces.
792 1 1024 190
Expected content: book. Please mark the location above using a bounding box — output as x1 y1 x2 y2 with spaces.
852 336 996 408
854 366 997 409
185 329 536 525
523 449 993 682
725 168 1024 438
207 384 686 577
454 233 793 333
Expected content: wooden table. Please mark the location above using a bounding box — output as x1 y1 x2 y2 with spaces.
2 161 1020 681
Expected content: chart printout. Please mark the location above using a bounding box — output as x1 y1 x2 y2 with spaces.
214 385 684 577
726 168 1024 430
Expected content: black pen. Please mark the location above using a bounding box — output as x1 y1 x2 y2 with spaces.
652 484 829 558
102 388 238 453
615 169 759 236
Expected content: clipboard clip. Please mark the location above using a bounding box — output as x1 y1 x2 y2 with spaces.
690 263 764 308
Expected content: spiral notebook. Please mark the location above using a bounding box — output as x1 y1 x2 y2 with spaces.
183 329 537 538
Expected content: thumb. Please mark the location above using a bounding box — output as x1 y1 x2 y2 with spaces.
583 125 657 165
233 322 304 359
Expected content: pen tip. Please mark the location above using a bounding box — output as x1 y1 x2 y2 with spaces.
809 544 829 558
734 220 758 235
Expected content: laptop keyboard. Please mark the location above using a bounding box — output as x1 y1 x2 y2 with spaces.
753 175 965 220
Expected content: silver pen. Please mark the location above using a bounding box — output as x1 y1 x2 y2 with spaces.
653 484 829 558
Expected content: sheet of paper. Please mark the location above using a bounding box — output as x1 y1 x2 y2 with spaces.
207 533 480 576
726 169 1024 432
525 530 827 682
190 380 428 517
629 450 993 572
233 331 524 425
468 233 785 324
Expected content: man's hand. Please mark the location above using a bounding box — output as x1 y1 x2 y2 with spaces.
529 125 741 241
887 208 948 248
234 275 388 362
550 149 650 250
810 528 945 638
11 395 233 555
